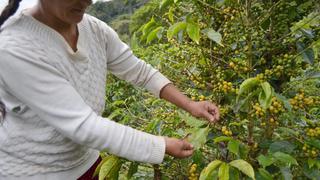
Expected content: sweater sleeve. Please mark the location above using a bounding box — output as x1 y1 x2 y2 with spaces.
99 21 171 98
0 49 165 164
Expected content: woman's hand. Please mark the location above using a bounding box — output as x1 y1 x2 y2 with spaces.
164 137 194 158
159 84 220 123
187 101 220 123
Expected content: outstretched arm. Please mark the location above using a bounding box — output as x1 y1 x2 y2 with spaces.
160 83 220 123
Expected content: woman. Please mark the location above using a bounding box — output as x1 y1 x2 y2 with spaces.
0 0 220 179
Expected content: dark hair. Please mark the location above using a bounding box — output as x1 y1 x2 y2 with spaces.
0 0 21 119
0 100 5 124
0 0 22 28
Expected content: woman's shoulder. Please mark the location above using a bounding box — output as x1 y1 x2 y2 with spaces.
0 13 42 51
81 14 116 37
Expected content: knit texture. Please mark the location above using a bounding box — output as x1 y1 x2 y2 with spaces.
0 12 170 178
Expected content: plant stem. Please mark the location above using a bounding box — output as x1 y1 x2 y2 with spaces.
153 164 162 180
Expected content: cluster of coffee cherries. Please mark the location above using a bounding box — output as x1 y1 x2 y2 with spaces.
256 73 266 82
269 97 285 115
191 94 206 101
218 81 236 94
219 106 230 119
302 144 319 158
188 164 198 180
306 127 320 138
221 126 233 136
252 103 265 117
189 75 206 89
229 60 249 73
289 91 314 110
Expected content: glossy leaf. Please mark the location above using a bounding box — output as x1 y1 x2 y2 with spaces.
306 138 320 149
258 168 273 180
99 156 120 180
218 163 230 180
127 162 139 179
179 111 206 127
147 26 164 44
258 82 273 110
202 28 223 46
228 140 240 155
237 78 260 98
257 155 274 168
187 22 200 44
187 126 210 149
167 22 187 39
93 156 112 178
142 17 156 36
269 141 296 154
214 136 233 143
273 152 298 166
280 167 293 180
199 160 222 180
160 0 174 10
297 42 315 64
230 159 255 180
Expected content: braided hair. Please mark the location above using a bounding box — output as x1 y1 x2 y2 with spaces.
0 100 5 124
0 0 22 121
0 0 22 28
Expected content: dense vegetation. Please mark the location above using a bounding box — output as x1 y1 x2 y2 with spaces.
90 0 320 179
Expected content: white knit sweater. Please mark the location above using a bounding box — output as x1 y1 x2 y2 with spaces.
0 12 170 179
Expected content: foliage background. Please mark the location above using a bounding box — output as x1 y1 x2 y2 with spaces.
88 0 320 179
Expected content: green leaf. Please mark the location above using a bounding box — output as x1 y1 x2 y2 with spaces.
199 160 223 180
214 136 233 143
142 17 156 36
147 26 164 44
237 78 260 99
141 18 157 41
228 140 240 155
167 21 187 39
308 158 317 168
187 22 200 44
218 163 230 180
304 70 320 79
297 42 315 64
306 138 320 149
280 167 293 180
258 168 273 180
273 152 298 166
179 111 206 127
239 144 250 159
107 160 122 180
99 156 120 180
187 126 210 149
93 156 112 178
257 155 274 168
229 159 255 180
168 7 174 22
277 127 299 137
233 90 260 113
202 28 223 46
258 82 273 110
127 162 139 179
269 141 296 154
274 93 292 112
130 33 139 50
160 0 174 10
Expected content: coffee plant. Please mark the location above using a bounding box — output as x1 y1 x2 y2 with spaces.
95 0 320 179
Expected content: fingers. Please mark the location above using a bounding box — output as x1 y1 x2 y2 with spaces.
181 149 194 157
203 109 216 122
180 140 194 157
182 140 193 150
204 102 220 122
